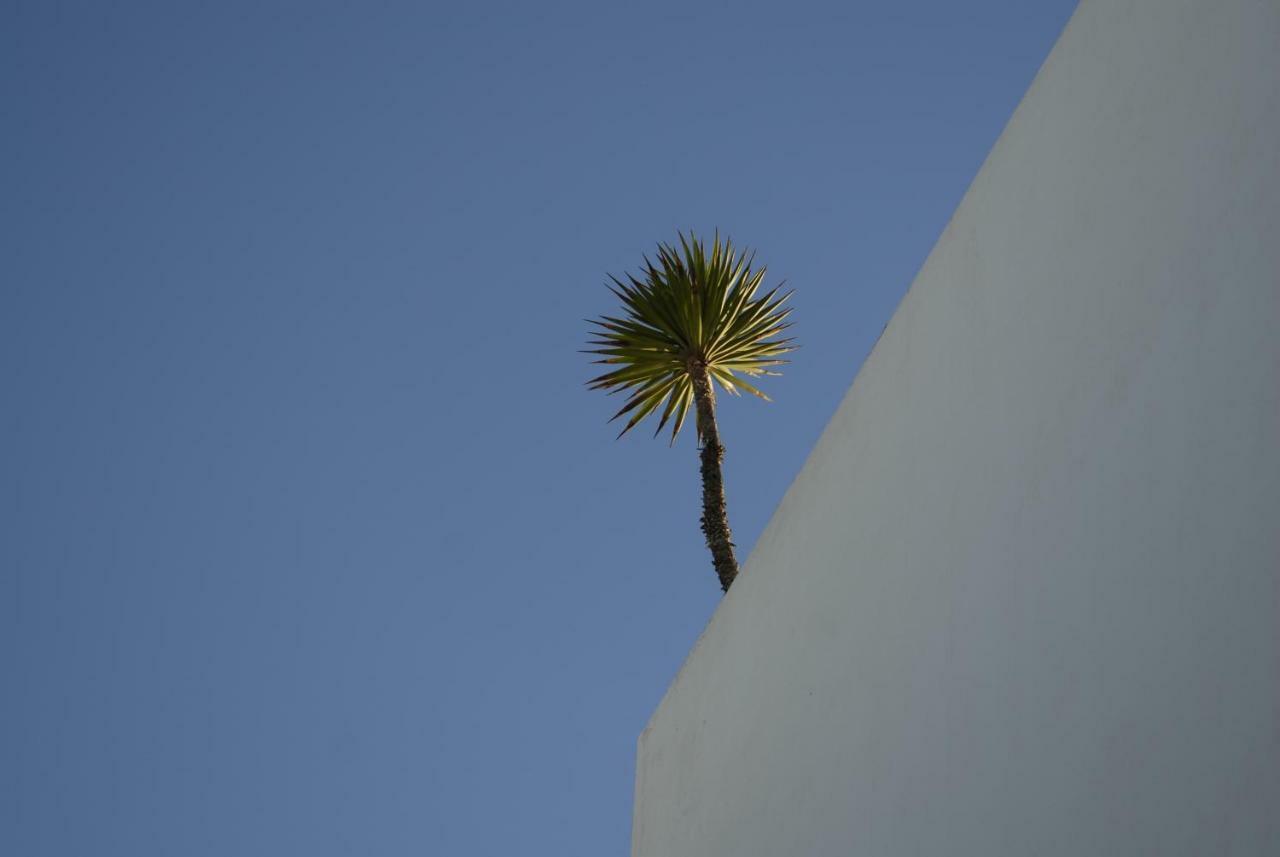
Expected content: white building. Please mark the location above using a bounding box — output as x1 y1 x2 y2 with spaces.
631 1 1280 853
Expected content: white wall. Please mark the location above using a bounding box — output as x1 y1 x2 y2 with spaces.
631 1 1280 854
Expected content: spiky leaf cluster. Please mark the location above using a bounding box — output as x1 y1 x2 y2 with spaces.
586 232 795 441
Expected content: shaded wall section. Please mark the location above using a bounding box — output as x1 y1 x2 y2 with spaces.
632 0 1280 853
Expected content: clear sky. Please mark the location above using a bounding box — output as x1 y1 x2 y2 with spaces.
3 1 1077 854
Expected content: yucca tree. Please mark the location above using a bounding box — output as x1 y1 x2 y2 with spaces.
586 233 795 592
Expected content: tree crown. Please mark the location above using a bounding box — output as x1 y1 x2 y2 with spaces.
586 232 795 441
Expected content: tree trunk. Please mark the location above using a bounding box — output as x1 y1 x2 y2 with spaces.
689 362 739 592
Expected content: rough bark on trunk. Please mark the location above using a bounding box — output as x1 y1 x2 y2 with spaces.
689 362 739 592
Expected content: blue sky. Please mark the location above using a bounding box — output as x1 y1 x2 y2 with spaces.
3 1 1076 854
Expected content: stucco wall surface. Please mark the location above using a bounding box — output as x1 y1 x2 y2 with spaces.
632 1 1280 854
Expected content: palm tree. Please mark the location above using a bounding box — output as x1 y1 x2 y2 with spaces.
586 233 795 592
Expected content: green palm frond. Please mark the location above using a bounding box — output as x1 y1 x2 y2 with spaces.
586 232 795 442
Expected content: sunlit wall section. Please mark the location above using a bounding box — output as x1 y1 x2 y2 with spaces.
632 0 1280 853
